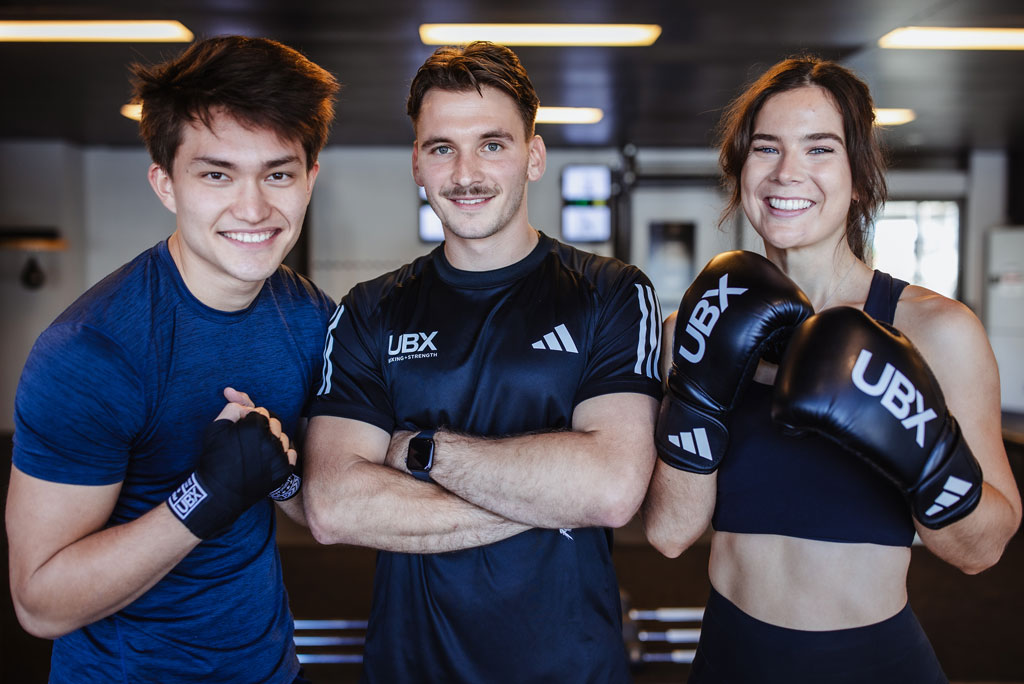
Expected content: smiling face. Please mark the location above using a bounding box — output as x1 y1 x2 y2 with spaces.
412 86 545 252
740 86 854 254
148 109 319 310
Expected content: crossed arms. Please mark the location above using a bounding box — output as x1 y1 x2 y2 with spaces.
303 391 658 554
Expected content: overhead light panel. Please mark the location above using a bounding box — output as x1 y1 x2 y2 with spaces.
419 23 661 47
879 26 1024 50
0 20 193 42
119 101 607 125
536 107 604 124
874 108 916 126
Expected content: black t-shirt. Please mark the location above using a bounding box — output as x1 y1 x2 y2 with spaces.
313 233 662 682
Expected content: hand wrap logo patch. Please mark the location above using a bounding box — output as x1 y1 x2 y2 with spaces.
168 474 208 519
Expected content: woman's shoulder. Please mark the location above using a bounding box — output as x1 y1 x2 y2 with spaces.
895 284 977 328
893 284 991 369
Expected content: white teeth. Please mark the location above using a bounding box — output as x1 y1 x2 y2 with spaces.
768 197 812 211
455 198 486 205
223 231 273 243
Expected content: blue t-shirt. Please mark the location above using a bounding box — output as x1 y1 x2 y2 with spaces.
13 240 334 683
313 233 663 683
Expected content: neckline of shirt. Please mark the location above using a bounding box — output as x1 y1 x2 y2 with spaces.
431 232 552 289
156 239 265 322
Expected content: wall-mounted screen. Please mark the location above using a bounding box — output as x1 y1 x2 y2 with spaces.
562 205 612 243
562 164 612 201
561 165 612 243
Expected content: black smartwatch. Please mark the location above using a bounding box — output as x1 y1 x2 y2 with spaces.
407 430 436 482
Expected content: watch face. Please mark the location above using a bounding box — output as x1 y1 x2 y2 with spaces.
407 437 434 472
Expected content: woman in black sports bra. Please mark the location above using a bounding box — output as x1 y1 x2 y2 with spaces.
643 57 1021 683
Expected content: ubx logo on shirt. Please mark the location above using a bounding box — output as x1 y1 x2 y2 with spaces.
388 331 438 356
387 331 439 364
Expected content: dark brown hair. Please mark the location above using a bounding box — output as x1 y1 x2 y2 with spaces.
407 41 540 138
131 35 340 172
717 57 887 260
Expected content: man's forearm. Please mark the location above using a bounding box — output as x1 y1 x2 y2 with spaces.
425 429 642 529
403 394 658 530
305 456 530 553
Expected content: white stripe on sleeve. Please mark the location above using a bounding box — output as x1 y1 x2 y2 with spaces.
634 283 651 376
317 304 346 396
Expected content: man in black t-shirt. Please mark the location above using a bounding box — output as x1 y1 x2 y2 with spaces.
304 41 662 683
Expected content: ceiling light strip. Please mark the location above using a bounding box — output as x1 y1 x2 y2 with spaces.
879 26 1024 50
0 20 193 42
120 102 606 126
420 23 661 47
536 107 604 124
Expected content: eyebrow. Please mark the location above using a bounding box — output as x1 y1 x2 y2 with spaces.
418 137 450 149
751 132 845 145
419 130 517 148
190 155 302 170
480 130 516 143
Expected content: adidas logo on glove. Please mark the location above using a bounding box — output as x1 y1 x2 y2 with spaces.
666 428 712 461
925 475 974 518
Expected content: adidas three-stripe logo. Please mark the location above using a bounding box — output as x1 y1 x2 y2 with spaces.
532 324 578 353
924 475 974 518
666 428 712 461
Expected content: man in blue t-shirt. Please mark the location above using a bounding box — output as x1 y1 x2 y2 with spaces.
304 42 662 682
7 37 339 683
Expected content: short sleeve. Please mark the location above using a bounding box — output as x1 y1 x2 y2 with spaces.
13 323 146 485
310 293 395 433
576 266 664 404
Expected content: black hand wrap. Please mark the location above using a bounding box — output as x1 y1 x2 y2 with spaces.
167 412 294 539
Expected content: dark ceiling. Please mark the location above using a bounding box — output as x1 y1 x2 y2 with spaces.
2 0 1022 158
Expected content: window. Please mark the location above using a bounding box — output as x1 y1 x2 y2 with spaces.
872 200 960 298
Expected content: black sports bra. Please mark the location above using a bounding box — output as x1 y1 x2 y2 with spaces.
712 271 915 546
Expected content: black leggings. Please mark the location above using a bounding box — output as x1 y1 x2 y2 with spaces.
689 586 947 684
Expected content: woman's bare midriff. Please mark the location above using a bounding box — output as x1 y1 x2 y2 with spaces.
709 530 912 630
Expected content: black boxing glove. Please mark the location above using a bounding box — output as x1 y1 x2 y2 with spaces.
656 251 814 473
772 307 983 529
167 412 295 539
